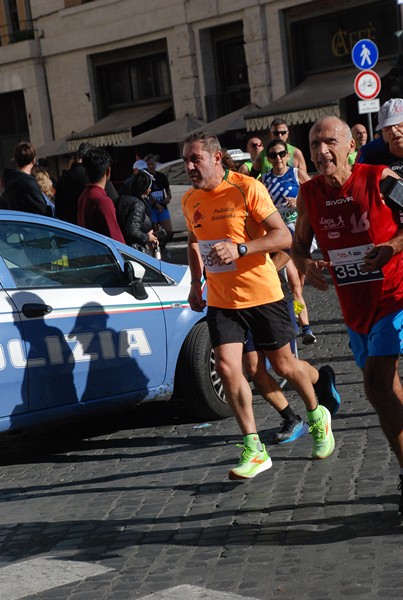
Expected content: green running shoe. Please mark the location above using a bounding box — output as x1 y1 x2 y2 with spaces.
228 443 272 480
308 405 335 459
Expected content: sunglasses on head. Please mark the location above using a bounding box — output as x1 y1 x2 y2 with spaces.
271 130 288 136
268 150 288 159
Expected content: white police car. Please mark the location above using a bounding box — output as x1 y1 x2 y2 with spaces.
0 211 231 434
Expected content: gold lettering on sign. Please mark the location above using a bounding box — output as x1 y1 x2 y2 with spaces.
332 29 349 57
331 22 376 57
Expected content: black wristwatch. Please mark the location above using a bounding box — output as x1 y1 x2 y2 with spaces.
237 243 248 258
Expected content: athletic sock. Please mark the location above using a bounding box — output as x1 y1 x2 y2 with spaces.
279 406 298 423
307 404 321 419
243 433 263 452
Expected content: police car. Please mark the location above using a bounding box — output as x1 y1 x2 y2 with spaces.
0 211 231 434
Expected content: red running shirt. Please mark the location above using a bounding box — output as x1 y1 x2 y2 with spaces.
300 163 403 334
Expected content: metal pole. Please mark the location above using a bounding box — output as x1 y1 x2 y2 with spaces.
367 112 374 141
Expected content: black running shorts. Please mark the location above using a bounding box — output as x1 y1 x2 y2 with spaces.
207 299 295 351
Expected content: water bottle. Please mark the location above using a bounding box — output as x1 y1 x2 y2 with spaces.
154 244 161 260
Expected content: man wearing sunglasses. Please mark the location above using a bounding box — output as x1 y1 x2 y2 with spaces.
253 118 307 178
238 137 264 177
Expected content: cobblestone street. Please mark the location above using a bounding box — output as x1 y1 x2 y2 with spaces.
0 279 402 600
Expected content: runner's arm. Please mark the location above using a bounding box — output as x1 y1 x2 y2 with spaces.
259 210 292 252
292 148 307 172
363 228 403 272
238 163 249 175
209 210 292 266
165 185 172 203
292 190 330 291
362 167 403 271
187 231 206 312
252 153 262 174
297 168 311 184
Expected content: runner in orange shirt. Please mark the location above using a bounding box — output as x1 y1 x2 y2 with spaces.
182 131 341 480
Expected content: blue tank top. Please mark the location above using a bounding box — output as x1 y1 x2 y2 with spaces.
262 167 299 231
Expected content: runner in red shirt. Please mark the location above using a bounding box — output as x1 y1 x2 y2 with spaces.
292 116 403 515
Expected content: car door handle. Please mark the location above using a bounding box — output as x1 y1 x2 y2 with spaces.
22 303 53 318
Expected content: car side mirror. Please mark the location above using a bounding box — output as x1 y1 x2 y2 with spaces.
124 261 148 300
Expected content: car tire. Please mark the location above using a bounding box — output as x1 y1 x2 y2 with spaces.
176 321 232 420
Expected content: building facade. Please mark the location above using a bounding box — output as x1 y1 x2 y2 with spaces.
0 0 401 178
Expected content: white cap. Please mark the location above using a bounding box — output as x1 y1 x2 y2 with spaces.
376 98 403 131
133 159 147 170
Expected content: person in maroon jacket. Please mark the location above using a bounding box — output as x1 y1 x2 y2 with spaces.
77 147 125 243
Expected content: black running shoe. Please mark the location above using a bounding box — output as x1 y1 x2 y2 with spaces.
302 327 317 345
314 365 341 415
272 416 309 444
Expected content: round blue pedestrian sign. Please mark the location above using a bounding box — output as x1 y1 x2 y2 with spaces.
352 39 379 71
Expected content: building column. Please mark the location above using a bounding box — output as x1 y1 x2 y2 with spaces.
243 5 272 108
167 24 203 120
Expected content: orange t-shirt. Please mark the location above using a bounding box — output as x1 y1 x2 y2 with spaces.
182 169 283 309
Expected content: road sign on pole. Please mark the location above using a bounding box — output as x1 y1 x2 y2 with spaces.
358 99 380 114
352 39 379 70
354 70 381 100
352 40 380 142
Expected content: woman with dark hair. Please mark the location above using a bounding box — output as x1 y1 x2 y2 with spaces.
262 138 316 345
115 170 158 253
2 141 49 215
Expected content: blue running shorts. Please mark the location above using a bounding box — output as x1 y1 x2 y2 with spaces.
151 206 170 223
347 309 403 369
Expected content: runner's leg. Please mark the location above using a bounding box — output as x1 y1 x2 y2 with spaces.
364 355 403 467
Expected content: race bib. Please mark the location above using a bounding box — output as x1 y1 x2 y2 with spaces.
198 239 237 274
278 205 297 226
328 244 384 286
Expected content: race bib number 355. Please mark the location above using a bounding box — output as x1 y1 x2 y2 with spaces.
328 244 384 286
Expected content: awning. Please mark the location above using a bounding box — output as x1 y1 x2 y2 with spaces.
118 115 207 146
245 63 392 131
67 101 172 152
202 103 259 134
36 136 71 158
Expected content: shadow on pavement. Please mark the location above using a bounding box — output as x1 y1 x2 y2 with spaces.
0 502 401 568
0 400 209 465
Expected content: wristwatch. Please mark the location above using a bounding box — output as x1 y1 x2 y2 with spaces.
237 243 248 258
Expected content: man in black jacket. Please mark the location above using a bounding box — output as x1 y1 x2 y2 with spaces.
55 142 92 223
2 141 48 215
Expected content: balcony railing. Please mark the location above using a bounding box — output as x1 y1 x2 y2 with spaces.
0 20 35 46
